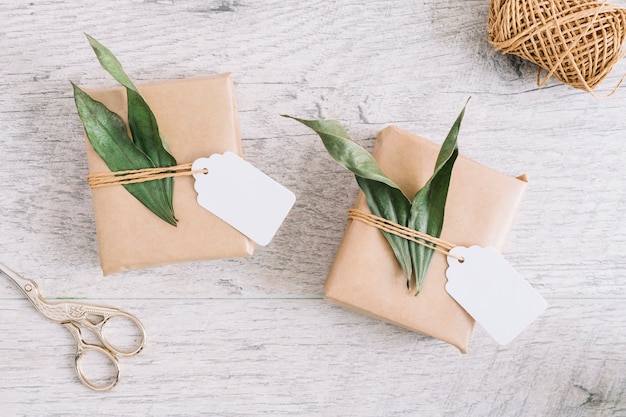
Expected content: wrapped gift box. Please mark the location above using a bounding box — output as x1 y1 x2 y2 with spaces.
83 73 255 275
324 126 528 352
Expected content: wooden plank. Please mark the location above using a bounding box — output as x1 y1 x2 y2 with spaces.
1 133 625 298
0 298 624 416
1 0 625 416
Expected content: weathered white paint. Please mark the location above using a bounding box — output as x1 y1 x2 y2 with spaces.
1 1 624 416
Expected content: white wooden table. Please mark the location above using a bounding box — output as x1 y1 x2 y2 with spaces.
1 1 625 416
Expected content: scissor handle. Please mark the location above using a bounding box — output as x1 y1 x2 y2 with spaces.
79 309 147 357
75 344 121 392
64 322 121 392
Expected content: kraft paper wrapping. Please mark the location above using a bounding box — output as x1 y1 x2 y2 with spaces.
83 73 254 275
324 126 528 353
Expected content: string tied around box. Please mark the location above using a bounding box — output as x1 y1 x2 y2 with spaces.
347 208 464 262
488 0 626 94
87 163 205 188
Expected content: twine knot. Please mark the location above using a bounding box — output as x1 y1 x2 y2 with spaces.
488 0 626 93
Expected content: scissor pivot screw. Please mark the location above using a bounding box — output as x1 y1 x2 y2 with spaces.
24 284 33 292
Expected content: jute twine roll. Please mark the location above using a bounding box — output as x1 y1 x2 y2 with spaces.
488 0 626 93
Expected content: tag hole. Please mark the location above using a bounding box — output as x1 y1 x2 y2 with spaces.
202 168 208 174
458 257 465 264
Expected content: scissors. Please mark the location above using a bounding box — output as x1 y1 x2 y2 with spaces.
0 262 146 391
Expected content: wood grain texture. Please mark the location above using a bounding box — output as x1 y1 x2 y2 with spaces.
1 0 625 416
0 299 624 417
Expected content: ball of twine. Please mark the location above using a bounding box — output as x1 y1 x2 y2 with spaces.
488 0 626 94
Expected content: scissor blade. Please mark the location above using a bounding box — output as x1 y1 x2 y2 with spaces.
0 262 39 300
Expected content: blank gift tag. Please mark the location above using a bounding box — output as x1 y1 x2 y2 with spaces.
192 152 296 246
445 246 547 345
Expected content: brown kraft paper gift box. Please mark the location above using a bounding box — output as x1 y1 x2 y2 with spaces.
324 126 528 353
83 73 255 275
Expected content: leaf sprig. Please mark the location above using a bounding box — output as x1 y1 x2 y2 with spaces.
283 104 466 294
73 34 178 226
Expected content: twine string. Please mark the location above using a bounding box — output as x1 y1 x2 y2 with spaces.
87 162 206 188
488 0 626 94
536 2 606 90
347 208 463 261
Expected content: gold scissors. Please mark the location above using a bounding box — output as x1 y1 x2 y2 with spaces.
0 262 146 391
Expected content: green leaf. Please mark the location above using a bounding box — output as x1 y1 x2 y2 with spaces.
408 103 465 293
73 83 178 226
126 89 177 215
86 34 138 93
282 115 403 193
357 176 413 281
87 33 177 218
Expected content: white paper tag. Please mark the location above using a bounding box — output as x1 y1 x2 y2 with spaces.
445 246 547 345
192 152 296 246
